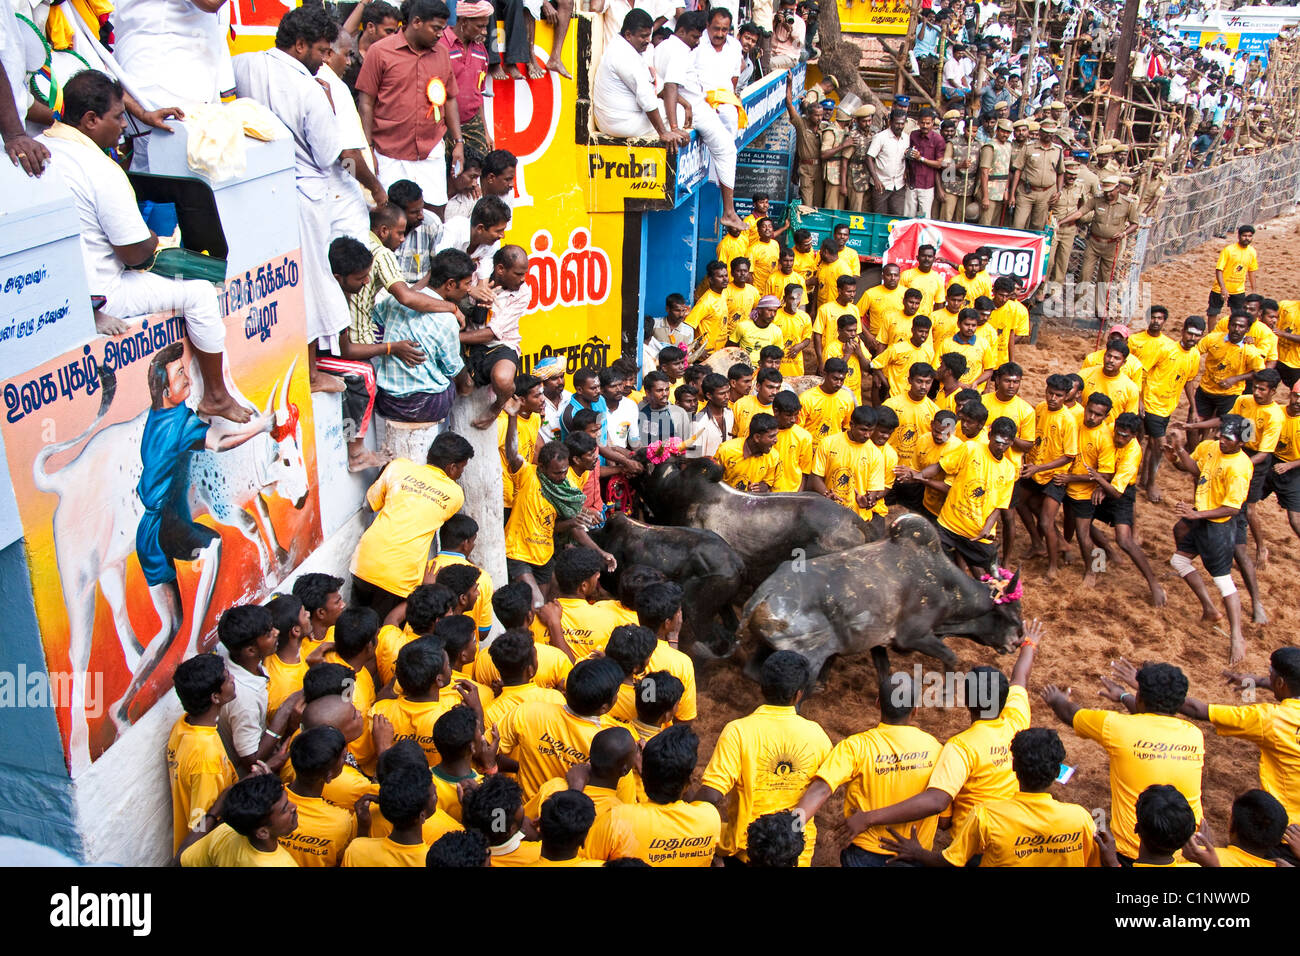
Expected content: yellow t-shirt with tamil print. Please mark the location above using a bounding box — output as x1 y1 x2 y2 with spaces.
927 685 1031 833
774 308 812 376
504 463 558 567
1072 709 1204 859
799 385 856 446
688 287 730 353
883 393 938 469
937 440 1017 541
608 799 721 866
282 789 357 867
371 693 459 766
1067 422 1116 500
1142 342 1201 418
1214 317 1278 364
341 835 431 867
1190 439 1253 520
180 824 298 867
1197 331 1264 396
1029 403 1078 484
942 791 1098 867
774 423 814 492
556 597 626 659
498 700 625 801
700 704 832 864
981 393 1036 469
1212 242 1258 294
354 460 465 598
815 722 943 856
1207 698 1300 825
901 266 945 315
715 437 780 491
813 432 882 514
167 717 237 853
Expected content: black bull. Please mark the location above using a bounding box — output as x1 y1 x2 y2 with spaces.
631 455 882 588
739 514 1024 681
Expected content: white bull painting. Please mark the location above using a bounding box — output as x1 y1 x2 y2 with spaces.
31 347 314 776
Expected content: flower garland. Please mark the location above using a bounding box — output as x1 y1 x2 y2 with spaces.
980 566 1022 605
645 437 686 465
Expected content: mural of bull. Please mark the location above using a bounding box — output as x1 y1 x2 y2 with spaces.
739 514 1024 686
32 351 310 775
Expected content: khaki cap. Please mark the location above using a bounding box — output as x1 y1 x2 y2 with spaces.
1064 161 1080 173
1119 175 1135 186
1012 118 1029 129
1100 175 1120 188
1027 121 1040 132
996 118 1014 132
1096 144 1113 156
1050 100 1067 110
1107 138 1125 150
853 105 877 118
942 109 962 120
1039 120 1059 132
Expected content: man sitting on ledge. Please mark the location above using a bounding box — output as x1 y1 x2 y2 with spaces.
374 248 475 422
592 9 687 145
40 70 247 423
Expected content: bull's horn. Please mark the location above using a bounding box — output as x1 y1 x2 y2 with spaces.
1009 566 1021 590
277 355 299 417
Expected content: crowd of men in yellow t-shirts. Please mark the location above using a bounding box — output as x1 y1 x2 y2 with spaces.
168 217 1300 868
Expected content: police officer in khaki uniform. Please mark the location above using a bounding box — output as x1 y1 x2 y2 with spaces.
1136 155 1168 215
784 79 825 207
1058 175 1141 317
978 118 1014 226
1046 162 1089 285
1012 118 1030 148
821 106 853 210
940 111 979 222
1074 147 1100 198
1008 120 1065 231
1089 145 1112 195
845 104 878 213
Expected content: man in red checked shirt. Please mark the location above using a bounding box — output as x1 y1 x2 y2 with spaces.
357 0 463 213
438 2 493 157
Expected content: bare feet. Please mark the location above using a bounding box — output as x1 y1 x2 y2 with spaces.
546 56 572 79
1145 486 1163 504
1253 602 1268 625
491 65 509 81
507 65 524 81
1256 544 1269 567
198 392 253 424
526 62 546 80
1082 571 1097 588
1044 566 1058 583
94 310 130 336
1025 544 1048 560
310 371 347 394
1150 585 1167 607
1201 605 1224 624
721 211 747 232
1229 634 1246 666
348 450 390 473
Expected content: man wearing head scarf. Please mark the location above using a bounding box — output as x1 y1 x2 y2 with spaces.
536 356 571 444
438 2 493 156
730 296 785 364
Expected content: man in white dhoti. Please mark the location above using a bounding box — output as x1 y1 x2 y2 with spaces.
592 8 686 144
654 10 745 231
692 6 743 139
320 25 385 242
113 0 235 109
40 71 248 421
233 5 365 393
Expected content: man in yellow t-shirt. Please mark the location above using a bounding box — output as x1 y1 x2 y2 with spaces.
844 624 1043 840
426 513 494 637
813 238 854 309
895 410 962 519
551 546 628 659
605 724 721 866
352 434 470 611
498 656 626 801
923 416 1019 573
1164 418 1255 663
1079 342 1139 425
1080 327 1145 383
873 287 928 353
1270 298 1300 386
814 272 860 365
774 285 813 376
1058 391 1116 583
808 406 884 521
725 258 761 341
938 309 998 388
772 390 814 492
1088 413 1166 606
764 246 807 301
698 651 832 866
930 285 968 356
371 637 461 766
717 225 749 269
987 277 1030 368
796 669 942 866
731 306 786 368
688 261 732 354
833 223 861 278
882 728 1101 867
177 774 299 867
1139 316 1205 502
1015 373 1078 580
342 764 442 867
859 263 907 346
283 726 359 867
882 360 938 476
715 414 781 492
1042 661 1204 863
732 369 782 439
746 217 781 290
498 375 544 511
872 317 935 405
945 252 992 304
1194 312 1265 426
1208 224 1258 317
791 228 819 286
900 244 945 316
799 361 856 447
168 654 238 853
981 362 1037 562
820 313 870 404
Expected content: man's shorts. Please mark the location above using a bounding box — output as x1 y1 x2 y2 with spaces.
937 523 998 572
467 343 521 388
892 483 925 512
375 384 455 424
1262 461 1300 511
1233 509 1248 546
507 555 554 586
1247 454 1273 503
1094 486 1136 527
1207 290 1245 315
1175 517 1236 577
1143 412 1170 438
1278 364 1300 390
1018 475 1065 503
1064 495 1096 521
1194 387 1238 422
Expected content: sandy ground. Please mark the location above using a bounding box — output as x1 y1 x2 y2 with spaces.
688 211 1300 866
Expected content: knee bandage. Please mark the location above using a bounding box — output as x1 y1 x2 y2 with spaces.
1212 574 1237 597
1169 553 1195 577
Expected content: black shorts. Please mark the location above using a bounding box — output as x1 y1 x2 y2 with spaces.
1263 461 1300 511
1094 486 1136 526
507 555 554 585
892 483 925 512
1017 476 1065 503
1247 455 1273 503
1207 290 1245 315
1065 495 1096 521
1278 364 1300 389
1175 517 1236 577
1194 388 1238 422
1233 509 1248 546
1143 412 1170 438
938 523 998 572
467 343 521 387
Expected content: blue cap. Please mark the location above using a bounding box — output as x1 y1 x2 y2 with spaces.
895 95 911 106
820 98 836 110
534 356 566 379
1073 149 1090 158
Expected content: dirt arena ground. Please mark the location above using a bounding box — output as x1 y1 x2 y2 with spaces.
689 212 1300 866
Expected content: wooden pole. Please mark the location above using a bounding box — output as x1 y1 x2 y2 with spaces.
1105 0 1142 136
1018 0 1039 118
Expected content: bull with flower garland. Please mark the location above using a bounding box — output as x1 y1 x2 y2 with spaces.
739 513 1026 688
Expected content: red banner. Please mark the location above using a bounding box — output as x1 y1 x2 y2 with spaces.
883 219 1051 300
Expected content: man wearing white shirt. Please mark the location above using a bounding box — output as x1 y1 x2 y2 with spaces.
40 71 246 421
942 45 973 102
114 0 234 109
593 8 686 143
321 27 384 242
436 195 511 282
693 7 744 137
655 11 746 231
233 4 360 392
867 110 909 216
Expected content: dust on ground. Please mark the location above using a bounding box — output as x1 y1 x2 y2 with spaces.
690 211 1300 866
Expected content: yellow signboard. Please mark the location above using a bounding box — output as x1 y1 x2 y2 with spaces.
581 143 670 210
838 0 912 35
